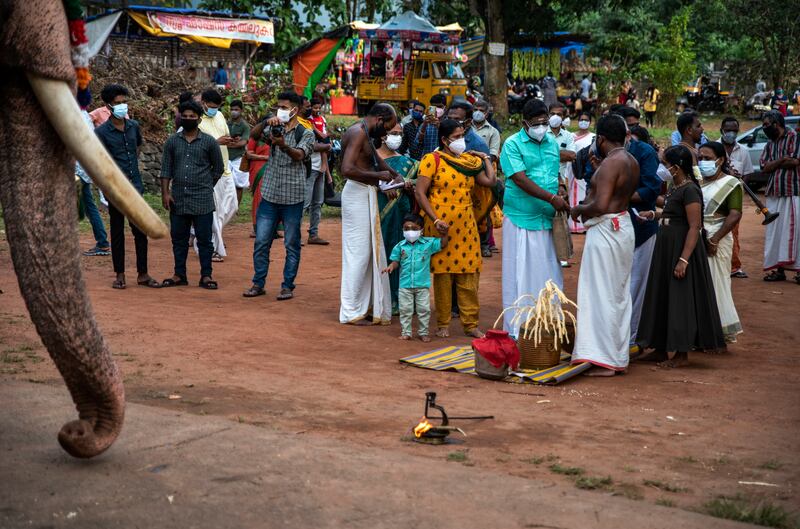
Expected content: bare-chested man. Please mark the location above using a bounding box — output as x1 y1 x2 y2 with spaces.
338 103 403 325
570 114 639 376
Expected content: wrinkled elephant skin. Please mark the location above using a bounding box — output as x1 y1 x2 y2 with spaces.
0 0 124 458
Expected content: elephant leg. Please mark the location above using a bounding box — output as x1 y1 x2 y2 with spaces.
0 72 124 458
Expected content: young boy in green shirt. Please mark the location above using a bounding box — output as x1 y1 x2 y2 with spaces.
383 213 449 342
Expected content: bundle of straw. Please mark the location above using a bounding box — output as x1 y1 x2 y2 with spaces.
494 280 577 350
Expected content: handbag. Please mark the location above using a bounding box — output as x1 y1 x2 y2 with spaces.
238 153 250 172
552 211 573 261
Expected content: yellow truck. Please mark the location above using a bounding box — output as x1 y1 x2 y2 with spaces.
356 52 467 115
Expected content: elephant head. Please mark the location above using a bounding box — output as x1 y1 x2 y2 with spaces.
0 1 167 458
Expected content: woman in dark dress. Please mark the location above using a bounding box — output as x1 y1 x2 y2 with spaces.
636 145 726 367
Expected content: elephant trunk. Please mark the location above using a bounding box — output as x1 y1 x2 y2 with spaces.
0 72 124 458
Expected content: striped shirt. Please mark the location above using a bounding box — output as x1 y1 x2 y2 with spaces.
260 124 315 205
161 131 225 216
760 127 800 197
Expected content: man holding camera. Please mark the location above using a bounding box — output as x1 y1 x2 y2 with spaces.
244 92 315 300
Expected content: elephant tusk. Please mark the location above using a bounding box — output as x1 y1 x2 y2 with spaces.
26 73 168 239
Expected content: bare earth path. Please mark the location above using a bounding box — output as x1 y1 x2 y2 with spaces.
0 196 797 526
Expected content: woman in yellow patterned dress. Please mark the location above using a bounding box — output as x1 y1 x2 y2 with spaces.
415 119 497 338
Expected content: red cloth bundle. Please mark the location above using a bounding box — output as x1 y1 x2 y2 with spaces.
472 330 520 370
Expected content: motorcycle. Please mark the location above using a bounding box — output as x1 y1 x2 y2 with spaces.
508 83 543 115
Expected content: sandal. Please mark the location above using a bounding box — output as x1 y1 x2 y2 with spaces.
199 279 218 290
243 286 265 298
277 288 294 300
763 269 786 282
212 253 224 263
137 278 161 288
112 279 126 290
161 277 188 287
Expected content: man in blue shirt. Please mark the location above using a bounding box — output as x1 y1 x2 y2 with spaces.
605 109 662 347
213 61 228 88
95 84 159 290
670 109 708 146
409 94 447 160
499 99 569 337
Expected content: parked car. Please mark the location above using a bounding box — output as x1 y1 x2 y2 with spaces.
738 115 800 191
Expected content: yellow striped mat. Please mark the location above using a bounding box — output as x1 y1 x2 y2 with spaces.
399 345 592 385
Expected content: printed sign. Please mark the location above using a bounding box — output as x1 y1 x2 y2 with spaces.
487 42 506 56
148 12 275 44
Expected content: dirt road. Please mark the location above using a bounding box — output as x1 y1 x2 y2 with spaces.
1 195 797 521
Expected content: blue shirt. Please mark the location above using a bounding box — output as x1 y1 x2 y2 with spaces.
213 68 228 86
464 128 490 155
500 128 560 231
626 139 661 247
670 130 708 147
95 119 143 194
389 237 443 289
410 123 441 161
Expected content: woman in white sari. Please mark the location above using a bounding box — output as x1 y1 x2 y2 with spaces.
698 142 743 343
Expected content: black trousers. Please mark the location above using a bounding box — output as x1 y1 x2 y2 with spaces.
109 202 148 275
170 211 214 279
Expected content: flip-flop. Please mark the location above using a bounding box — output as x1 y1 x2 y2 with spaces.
137 278 161 288
763 270 786 282
161 277 188 287
199 279 218 290
112 279 126 290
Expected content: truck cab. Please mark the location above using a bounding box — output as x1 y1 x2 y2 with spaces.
357 52 467 115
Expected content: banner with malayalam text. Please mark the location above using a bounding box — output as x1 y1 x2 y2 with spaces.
147 12 274 44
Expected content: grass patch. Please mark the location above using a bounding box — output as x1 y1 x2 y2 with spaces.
643 479 688 493
761 459 784 471
549 463 584 476
656 498 676 508
447 451 468 463
522 456 544 465
675 455 698 464
623 465 638 473
575 476 613 490
705 497 796 529
613 483 644 500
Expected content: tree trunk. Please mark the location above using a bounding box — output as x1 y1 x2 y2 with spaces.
483 0 507 119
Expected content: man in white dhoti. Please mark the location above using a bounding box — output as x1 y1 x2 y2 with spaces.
198 89 238 261
226 99 251 205
339 104 402 324
570 115 639 376
499 99 567 337
759 111 800 284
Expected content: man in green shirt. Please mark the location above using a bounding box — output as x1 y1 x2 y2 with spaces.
227 99 251 204
499 99 569 337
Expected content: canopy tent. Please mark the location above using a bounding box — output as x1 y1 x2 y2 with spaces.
87 5 275 50
286 22 378 98
460 36 485 63
359 11 459 44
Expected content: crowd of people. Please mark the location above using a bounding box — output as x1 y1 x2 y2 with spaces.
77 82 799 374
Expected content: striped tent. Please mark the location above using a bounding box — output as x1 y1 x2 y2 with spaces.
459 36 485 63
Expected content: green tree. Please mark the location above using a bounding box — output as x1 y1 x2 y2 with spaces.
639 7 696 124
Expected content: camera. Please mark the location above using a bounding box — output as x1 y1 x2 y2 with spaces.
270 124 285 138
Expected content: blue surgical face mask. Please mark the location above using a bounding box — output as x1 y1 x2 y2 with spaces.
411 110 423 122
473 110 486 123
111 103 128 119
205 106 218 117
698 159 719 177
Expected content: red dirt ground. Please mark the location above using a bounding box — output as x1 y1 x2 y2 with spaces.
1 195 798 517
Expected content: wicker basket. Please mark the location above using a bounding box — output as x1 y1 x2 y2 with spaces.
473 348 509 380
517 323 562 370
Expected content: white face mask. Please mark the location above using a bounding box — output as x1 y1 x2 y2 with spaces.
562 117 571 128
549 114 563 129
276 108 293 124
698 160 719 177
657 163 673 183
385 134 402 151
448 137 466 156
526 124 548 142
435 107 445 118
403 230 422 243
578 120 590 130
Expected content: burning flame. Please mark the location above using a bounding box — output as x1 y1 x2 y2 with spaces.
413 417 433 438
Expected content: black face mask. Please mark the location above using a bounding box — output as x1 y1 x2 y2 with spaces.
181 118 199 132
763 124 780 141
370 120 386 140
303 107 313 118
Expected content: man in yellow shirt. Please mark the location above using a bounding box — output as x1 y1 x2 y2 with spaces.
643 85 660 127
199 89 238 261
